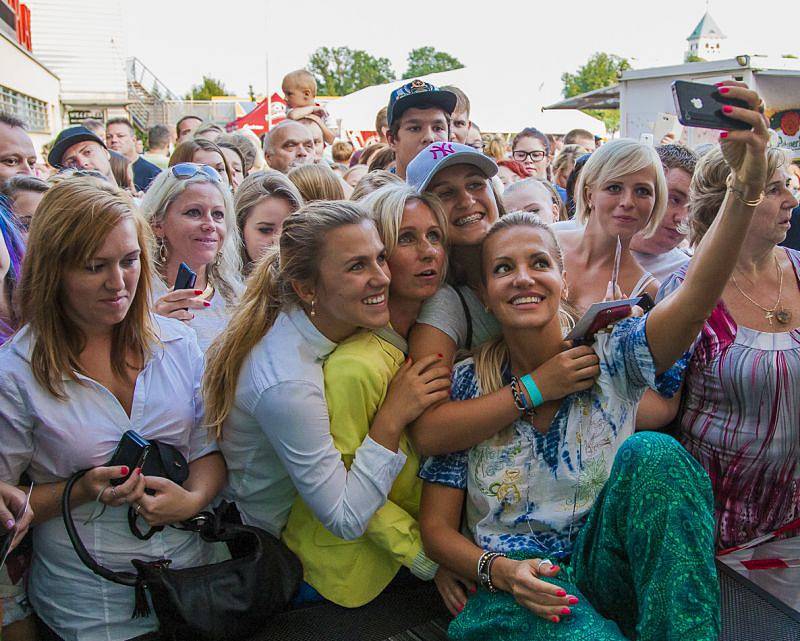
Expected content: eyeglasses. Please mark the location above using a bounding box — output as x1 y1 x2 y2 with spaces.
170 163 223 183
512 150 547 163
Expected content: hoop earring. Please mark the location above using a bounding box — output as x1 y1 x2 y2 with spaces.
158 237 167 262
310 298 316 317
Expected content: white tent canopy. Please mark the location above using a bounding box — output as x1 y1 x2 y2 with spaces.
326 67 605 136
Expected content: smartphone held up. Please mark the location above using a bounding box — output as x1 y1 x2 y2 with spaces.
672 80 752 131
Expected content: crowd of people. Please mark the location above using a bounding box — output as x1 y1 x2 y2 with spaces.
0 69 797 641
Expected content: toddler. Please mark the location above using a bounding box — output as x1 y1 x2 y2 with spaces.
282 69 336 144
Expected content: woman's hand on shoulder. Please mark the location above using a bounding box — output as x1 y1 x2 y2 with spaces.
491 557 578 623
530 341 600 402
717 82 769 188
154 288 209 323
379 354 451 429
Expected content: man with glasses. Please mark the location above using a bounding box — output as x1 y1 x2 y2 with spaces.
48 125 117 185
263 120 315 174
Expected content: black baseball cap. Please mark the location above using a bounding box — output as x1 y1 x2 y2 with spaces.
48 125 106 168
387 80 457 127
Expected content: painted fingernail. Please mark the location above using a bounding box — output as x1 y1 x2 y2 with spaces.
458 603 464 612
561 607 571 615
120 466 129 476
135 467 142 475
551 565 560 573
555 589 567 597
194 289 203 295
6 519 15 529
718 87 730 94
714 81 724 87
550 616 560 623
722 105 733 114
437 353 443 358
720 131 729 139
470 586 477 594
203 301 211 307
568 596 579 605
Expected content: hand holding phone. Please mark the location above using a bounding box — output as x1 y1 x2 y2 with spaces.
0 482 33 568
566 298 639 345
174 262 197 292
672 80 751 131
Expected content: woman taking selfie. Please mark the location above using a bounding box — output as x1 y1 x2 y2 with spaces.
0 177 225 641
280 184 456 609
418 82 769 641
659 143 800 550
141 164 243 351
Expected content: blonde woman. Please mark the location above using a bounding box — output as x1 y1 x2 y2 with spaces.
287 163 345 202
557 139 668 313
203 202 449 550
0 177 224 640
552 144 589 190
234 170 303 271
141 164 243 351
350 169 403 201
281 185 458 609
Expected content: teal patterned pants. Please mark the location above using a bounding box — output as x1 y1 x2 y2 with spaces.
449 432 720 641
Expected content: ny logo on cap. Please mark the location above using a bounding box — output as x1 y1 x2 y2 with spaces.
429 143 456 160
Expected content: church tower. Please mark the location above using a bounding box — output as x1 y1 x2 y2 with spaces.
685 11 726 61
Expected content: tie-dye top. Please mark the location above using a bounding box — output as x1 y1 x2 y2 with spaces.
419 316 686 558
659 248 800 550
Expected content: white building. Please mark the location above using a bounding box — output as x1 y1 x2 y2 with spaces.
685 12 726 62
0 0 60 153
26 0 130 126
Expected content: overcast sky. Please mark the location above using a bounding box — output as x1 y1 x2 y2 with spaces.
122 1 796 102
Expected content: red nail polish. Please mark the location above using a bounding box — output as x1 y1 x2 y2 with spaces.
135 467 142 476
194 289 203 295
120 466 129 476
203 301 211 307
568 596 579 605
720 131 729 139
437 353 443 358
561 607 571 615
722 105 733 114
718 87 730 94
551 565 560 573
555 589 567 597
550 616 559 623
469 586 477 594
458 603 464 612
714 81 724 87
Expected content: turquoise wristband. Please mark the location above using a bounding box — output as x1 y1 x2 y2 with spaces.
520 374 544 408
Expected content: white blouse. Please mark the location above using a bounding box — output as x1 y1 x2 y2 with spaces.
221 305 406 539
0 316 218 641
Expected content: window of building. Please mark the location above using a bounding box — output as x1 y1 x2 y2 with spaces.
0 85 49 132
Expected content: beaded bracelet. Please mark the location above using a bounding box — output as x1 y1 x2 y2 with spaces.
477 551 506 593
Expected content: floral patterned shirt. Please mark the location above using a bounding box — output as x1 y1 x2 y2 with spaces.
419 316 686 558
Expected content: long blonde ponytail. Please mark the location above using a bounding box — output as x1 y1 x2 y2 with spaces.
203 200 369 436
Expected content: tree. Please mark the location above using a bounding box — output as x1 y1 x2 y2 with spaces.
782 53 799 59
561 52 631 133
185 76 229 101
403 47 463 79
308 47 395 96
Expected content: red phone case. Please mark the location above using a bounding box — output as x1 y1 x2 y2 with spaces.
585 305 631 340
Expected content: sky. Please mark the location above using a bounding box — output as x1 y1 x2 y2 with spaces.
122 0 797 103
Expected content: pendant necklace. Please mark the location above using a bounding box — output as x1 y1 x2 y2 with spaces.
731 254 792 326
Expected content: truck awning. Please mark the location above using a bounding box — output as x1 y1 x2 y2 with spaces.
544 84 620 111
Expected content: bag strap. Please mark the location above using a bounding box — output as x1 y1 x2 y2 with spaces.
62 469 138 587
375 326 408 356
453 286 473 351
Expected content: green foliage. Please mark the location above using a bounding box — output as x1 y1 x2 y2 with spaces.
685 54 705 63
403 47 463 79
308 47 395 96
561 52 631 133
185 76 229 101
782 53 799 59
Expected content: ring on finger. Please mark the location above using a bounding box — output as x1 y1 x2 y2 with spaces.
135 503 142 515
757 99 766 114
536 558 553 573
109 486 118 499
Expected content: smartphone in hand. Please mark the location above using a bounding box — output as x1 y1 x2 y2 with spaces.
107 431 151 487
174 262 197 291
672 81 750 131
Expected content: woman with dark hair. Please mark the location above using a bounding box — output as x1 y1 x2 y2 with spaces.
217 138 247 191
169 139 233 186
511 127 550 180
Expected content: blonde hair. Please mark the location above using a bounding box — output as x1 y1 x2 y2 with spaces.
288 164 345 202
203 200 370 436
552 144 589 177
473 211 575 402
234 170 304 266
689 145 789 247
18 177 158 398
575 138 667 237
139 168 243 304
482 134 507 162
360 183 448 258
350 169 403 201
536 178 569 222
282 69 317 95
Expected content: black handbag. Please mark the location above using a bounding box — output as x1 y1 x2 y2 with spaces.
62 462 303 641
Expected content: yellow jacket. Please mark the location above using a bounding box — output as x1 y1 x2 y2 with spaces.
281 330 434 607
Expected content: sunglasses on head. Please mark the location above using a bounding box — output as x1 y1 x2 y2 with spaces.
170 163 223 183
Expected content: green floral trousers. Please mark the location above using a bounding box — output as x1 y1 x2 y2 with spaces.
449 432 720 641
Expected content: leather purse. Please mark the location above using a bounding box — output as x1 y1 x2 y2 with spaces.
62 452 303 641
